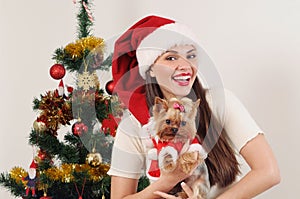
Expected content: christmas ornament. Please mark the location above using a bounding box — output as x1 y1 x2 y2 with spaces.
37 90 73 135
40 191 52 199
37 149 51 161
22 160 38 197
58 79 64 96
105 80 115 95
33 119 47 132
77 71 99 92
86 148 102 167
82 1 94 22
72 121 88 136
49 64 66 80
101 114 120 137
40 196 52 199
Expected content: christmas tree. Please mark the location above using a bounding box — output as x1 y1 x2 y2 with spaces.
0 1 149 198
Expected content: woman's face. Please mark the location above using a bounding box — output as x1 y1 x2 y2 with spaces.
150 44 198 99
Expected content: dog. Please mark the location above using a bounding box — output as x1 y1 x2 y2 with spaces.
147 97 210 199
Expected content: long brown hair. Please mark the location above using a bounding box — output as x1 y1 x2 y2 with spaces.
145 70 240 187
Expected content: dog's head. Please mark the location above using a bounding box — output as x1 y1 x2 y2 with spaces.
153 97 200 142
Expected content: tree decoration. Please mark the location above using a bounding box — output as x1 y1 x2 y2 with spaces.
35 90 73 136
49 64 66 80
105 80 115 95
33 119 47 133
72 121 88 137
86 141 102 167
101 114 121 137
54 36 105 72
22 160 38 197
77 71 99 92
64 36 104 60
0 0 149 198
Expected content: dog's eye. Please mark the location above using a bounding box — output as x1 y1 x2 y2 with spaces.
166 119 171 124
181 121 186 126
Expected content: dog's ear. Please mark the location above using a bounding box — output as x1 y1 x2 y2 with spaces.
153 97 168 118
194 99 201 109
188 99 201 119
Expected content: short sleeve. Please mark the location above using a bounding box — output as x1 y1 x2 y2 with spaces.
107 112 146 179
207 89 264 152
223 90 264 151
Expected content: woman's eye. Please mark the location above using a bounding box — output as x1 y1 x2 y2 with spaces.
166 119 171 124
165 56 177 61
187 54 196 59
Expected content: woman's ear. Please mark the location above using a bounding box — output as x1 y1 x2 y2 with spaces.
149 67 155 77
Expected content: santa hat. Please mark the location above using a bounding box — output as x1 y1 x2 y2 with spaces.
112 15 201 125
58 79 64 96
29 160 38 169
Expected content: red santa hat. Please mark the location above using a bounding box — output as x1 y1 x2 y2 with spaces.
58 79 64 96
29 160 38 169
112 15 201 125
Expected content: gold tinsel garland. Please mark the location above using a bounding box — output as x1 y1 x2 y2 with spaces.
9 163 110 186
9 167 28 186
64 36 105 59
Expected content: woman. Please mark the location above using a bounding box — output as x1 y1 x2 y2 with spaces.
107 15 280 199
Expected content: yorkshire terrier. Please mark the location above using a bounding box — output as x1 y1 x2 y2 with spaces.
147 97 210 199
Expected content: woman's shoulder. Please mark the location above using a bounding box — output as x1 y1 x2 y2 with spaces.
117 109 142 136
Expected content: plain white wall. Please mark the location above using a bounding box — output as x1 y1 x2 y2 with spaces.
1 0 299 198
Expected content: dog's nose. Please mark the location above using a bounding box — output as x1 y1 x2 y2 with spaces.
171 128 178 134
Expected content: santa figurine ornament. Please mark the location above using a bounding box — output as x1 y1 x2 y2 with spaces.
22 160 38 197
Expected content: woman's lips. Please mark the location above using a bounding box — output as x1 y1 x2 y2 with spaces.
172 73 191 86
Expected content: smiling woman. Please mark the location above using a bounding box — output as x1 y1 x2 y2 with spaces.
108 15 280 199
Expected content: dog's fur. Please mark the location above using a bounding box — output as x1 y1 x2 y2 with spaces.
149 97 210 199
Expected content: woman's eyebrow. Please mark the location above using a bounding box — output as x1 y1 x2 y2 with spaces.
165 49 196 54
165 50 178 54
187 49 196 53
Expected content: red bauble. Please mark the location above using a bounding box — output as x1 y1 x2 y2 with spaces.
105 80 115 95
38 150 47 160
72 122 88 136
50 64 66 80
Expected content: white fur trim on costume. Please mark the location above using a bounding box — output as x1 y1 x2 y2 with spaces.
158 146 178 168
136 22 201 79
147 148 158 160
188 143 208 159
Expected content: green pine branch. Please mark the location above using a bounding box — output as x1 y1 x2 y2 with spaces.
77 0 94 39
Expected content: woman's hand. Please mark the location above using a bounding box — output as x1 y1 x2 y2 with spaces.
154 151 201 198
154 182 195 199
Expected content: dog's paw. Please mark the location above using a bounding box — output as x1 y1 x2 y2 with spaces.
161 154 176 172
159 146 178 172
179 152 201 174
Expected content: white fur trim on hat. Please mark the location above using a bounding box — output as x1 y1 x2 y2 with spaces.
136 22 200 79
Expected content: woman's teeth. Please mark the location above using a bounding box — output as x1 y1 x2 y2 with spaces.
173 75 191 81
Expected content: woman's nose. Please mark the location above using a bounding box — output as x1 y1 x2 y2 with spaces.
176 57 192 70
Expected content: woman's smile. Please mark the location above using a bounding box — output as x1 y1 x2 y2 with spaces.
172 72 192 86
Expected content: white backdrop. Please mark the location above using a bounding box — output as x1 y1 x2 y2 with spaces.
1 0 299 198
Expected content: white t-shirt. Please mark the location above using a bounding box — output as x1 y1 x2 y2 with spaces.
107 89 263 198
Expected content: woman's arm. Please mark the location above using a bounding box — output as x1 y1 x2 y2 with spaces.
216 134 281 199
111 174 184 199
111 156 200 199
